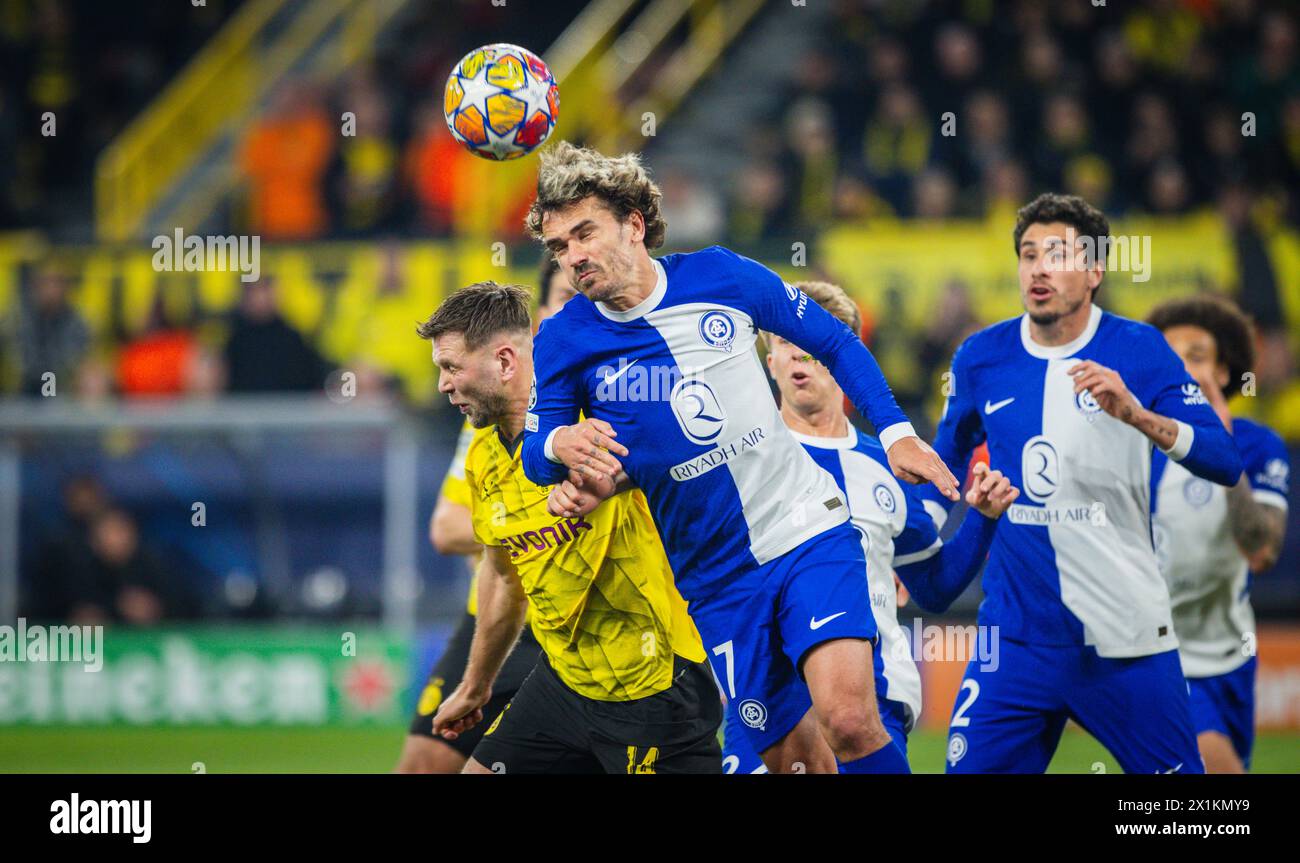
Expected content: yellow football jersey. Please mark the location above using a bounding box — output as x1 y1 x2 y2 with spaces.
464 426 704 702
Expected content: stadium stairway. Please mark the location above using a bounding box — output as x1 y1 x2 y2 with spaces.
95 0 409 243
646 0 832 193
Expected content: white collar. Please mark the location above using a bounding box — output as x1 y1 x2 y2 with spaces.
595 258 667 322
1019 303 1103 359
787 422 857 450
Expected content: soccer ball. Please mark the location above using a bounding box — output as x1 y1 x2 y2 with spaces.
443 43 560 161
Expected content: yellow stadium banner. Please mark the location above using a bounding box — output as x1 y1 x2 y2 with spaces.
1 214 1297 411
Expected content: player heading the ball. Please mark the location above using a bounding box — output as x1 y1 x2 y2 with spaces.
519 141 957 774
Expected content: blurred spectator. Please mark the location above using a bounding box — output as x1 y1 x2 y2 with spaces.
240 80 334 240
1145 159 1193 214
926 23 985 119
31 489 193 625
659 168 724 248
223 277 330 393
29 476 107 622
782 98 839 232
918 278 979 388
729 160 790 244
862 84 931 213
115 298 199 398
404 105 472 235
14 265 89 395
330 70 400 236
912 168 960 219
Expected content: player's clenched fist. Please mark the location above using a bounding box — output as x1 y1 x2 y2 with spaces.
886 436 961 501
432 683 490 741
965 462 1019 518
550 418 628 482
1068 360 1140 424
547 469 616 518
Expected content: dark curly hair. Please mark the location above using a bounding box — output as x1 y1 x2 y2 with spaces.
1145 294 1256 398
1013 193 1111 294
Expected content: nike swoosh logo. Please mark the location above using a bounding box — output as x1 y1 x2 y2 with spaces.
602 360 638 386
984 397 1015 414
809 612 848 630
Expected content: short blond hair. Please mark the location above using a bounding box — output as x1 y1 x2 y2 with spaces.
525 141 667 249
792 281 862 335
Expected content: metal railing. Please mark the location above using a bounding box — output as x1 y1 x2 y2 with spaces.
94 0 409 243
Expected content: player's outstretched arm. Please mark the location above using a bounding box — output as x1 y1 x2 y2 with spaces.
885 436 960 501
731 249 958 500
1068 358 1242 486
896 463 1018 613
432 547 528 741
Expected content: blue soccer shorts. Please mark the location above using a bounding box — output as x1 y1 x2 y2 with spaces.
944 638 1204 774
1187 656 1257 769
688 522 879 758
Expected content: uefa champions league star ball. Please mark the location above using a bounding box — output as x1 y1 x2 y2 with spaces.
443 43 560 160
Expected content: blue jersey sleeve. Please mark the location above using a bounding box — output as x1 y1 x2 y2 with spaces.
892 484 941 563
1133 327 1242 487
716 248 914 448
1235 418 1290 510
895 508 998 614
520 315 585 486
922 337 985 523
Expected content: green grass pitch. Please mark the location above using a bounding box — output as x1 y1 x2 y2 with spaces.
3 726 1297 773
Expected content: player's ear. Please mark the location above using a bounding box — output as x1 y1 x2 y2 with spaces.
625 209 645 245
495 341 518 381
1086 263 1103 296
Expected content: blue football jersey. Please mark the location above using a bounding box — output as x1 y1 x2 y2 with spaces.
923 305 1243 658
520 246 914 601
794 427 939 726
1153 416 1290 677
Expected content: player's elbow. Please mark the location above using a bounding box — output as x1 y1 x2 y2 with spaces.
1185 432 1243 487
430 513 475 557
909 590 954 615
895 567 953 614
1205 454 1244 488
1245 545 1280 573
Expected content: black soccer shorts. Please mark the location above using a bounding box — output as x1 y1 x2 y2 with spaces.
469 653 723 774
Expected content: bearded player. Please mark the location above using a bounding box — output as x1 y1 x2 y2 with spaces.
522 142 960 774
422 282 719 773
394 255 574 773
923 193 1243 773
